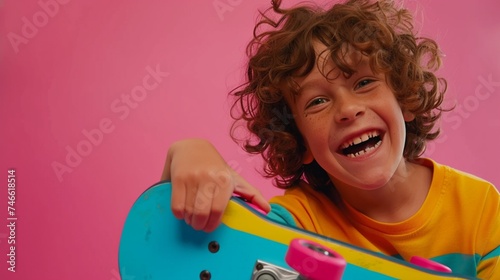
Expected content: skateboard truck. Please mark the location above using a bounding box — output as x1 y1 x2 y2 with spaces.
252 260 299 280
251 239 346 280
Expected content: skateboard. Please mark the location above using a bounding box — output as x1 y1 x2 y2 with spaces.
118 181 474 279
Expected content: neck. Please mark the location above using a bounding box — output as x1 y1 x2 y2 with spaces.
332 160 432 223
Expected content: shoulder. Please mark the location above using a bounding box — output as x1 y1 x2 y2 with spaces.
425 158 499 225
422 158 497 195
268 180 338 231
270 180 331 208
413 158 499 226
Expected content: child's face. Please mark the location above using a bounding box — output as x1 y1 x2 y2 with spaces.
286 42 414 191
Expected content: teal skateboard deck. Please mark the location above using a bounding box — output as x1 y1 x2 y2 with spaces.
118 181 473 279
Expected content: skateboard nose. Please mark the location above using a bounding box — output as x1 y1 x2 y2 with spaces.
410 256 452 273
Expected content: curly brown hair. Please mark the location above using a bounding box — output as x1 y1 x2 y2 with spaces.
230 0 447 192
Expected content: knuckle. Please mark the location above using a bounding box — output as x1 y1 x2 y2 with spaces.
199 183 216 196
172 172 192 182
194 200 210 211
209 169 233 185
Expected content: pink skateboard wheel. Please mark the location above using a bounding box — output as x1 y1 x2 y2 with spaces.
285 238 346 280
410 256 452 273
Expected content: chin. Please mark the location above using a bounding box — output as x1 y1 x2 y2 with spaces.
355 175 392 191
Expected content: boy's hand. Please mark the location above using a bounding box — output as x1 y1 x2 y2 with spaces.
161 139 270 232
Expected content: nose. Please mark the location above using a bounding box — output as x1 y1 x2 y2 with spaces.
334 93 365 123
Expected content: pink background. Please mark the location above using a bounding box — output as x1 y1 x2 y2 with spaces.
0 0 499 279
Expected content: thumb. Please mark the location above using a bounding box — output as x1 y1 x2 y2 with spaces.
233 177 271 214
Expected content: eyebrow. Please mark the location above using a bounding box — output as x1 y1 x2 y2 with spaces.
289 79 327 105
297 80 325 94
288 56 378 101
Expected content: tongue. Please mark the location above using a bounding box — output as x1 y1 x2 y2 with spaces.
342 137 380 155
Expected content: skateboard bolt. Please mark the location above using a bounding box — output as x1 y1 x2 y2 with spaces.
208 241 220 253
199 270 211 280
255 262 264 271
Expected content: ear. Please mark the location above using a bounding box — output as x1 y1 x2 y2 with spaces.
302 146 314 164
403 110 415 122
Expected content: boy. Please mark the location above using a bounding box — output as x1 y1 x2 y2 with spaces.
161 0 499 278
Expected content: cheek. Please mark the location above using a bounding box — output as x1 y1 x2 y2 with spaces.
298 125 323 152
389 111 409 148
303 116 327 135
394 99 413 121
403 110 416 122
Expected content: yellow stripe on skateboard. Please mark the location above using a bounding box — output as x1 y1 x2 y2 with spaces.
221 200 468 280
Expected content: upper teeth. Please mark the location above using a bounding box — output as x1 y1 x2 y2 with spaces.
341 131 379 149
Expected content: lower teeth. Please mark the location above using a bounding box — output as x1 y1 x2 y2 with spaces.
347 140 381 158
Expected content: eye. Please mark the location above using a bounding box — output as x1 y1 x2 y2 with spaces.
355 79 375 90
306 97 328 108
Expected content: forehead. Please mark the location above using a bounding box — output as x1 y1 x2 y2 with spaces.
286 41 372 95
312 40 367 75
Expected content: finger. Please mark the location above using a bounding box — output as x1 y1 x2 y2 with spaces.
233 178 271 213
182 180 200 226
184 212 193 225
170 179 187 220
189 182 217 230
203 185 233 232
200 169 236 231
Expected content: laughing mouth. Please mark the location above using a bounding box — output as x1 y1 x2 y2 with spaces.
340 131 383 158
